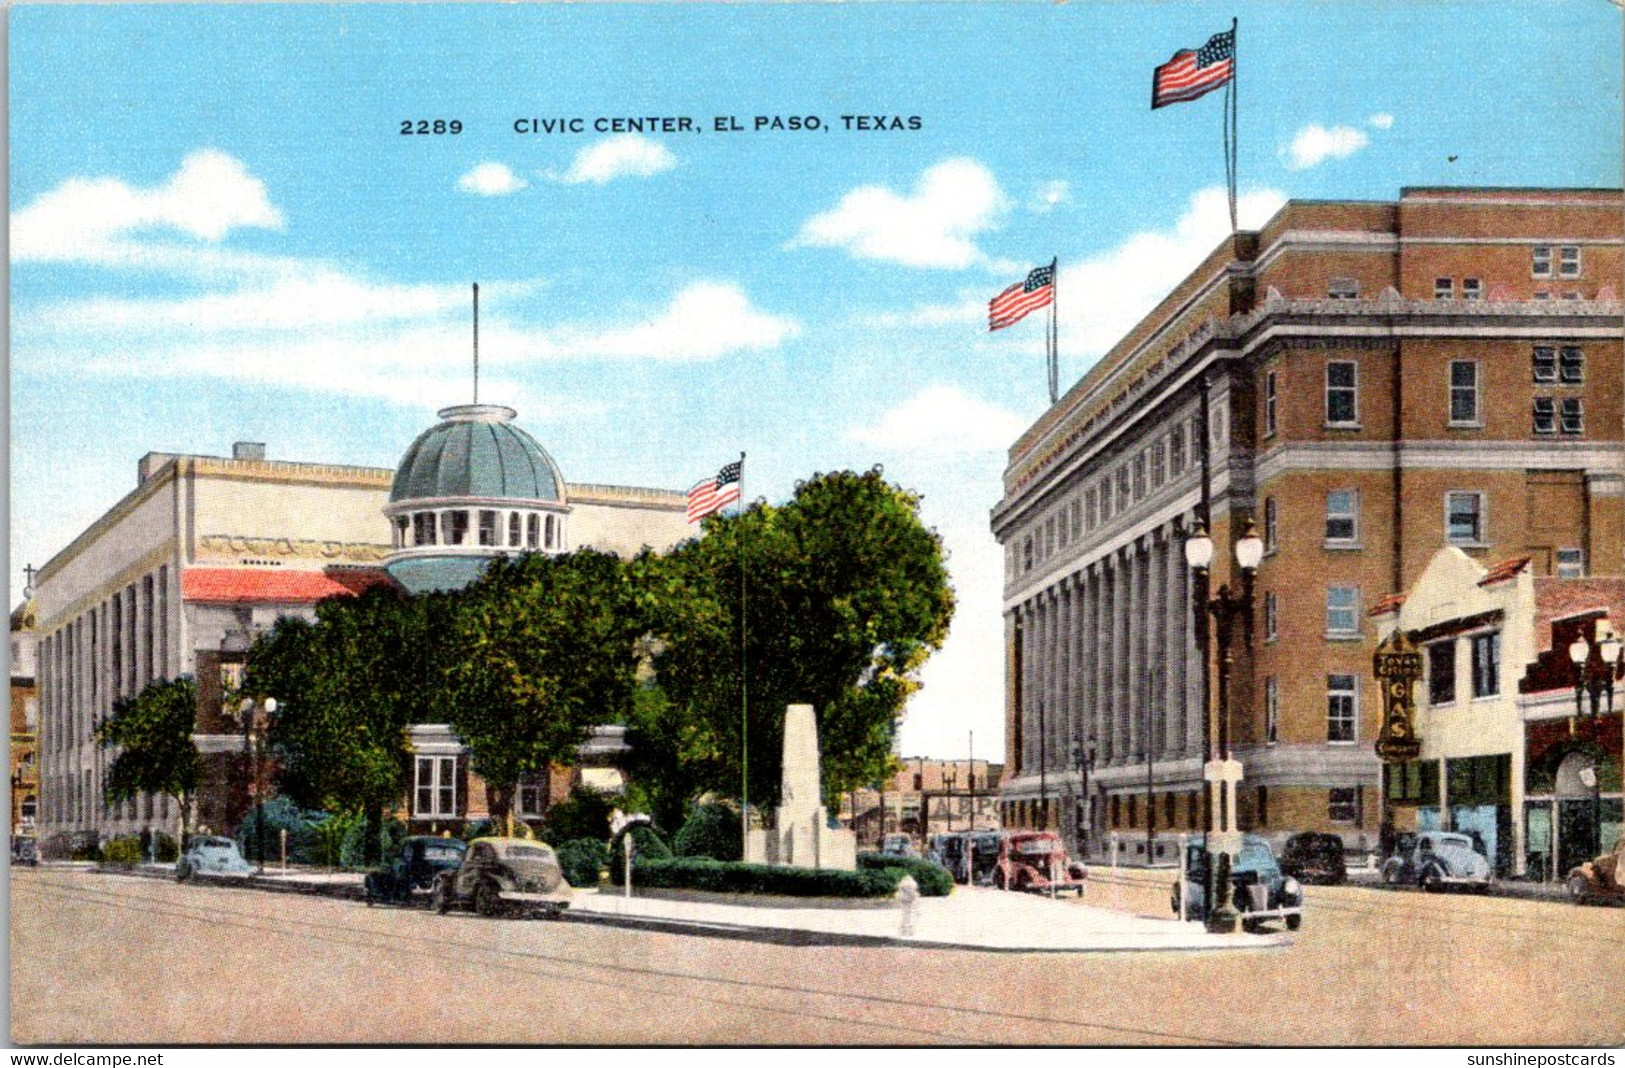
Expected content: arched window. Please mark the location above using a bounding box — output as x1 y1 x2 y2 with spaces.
508 512 522 547
527 514 540 549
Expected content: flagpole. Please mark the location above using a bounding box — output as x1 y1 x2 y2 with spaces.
472 282 480 404
1048 258 1059 404
1227 17 1239 234
738 450 749 856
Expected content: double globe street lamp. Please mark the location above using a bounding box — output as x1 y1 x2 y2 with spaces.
1567 624 1621 858
1184 516 1265 933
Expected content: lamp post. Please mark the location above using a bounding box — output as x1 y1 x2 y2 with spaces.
1184 517 1264 933
1568 623 1621 859
234 696 277 874
1072 734 1097 859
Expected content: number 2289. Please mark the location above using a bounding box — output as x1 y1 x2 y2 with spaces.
401 120 463 135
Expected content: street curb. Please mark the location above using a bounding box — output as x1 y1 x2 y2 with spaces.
99 864 370 901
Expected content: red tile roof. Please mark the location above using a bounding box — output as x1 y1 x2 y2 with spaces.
181 567 394 605
1368 593 1406 617
1477 556 1532 587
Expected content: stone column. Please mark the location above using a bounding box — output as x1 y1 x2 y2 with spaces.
1125 544 1141 762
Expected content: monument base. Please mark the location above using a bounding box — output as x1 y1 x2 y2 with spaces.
744 808 857 872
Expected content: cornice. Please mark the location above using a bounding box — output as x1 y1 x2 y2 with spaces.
195 534 392 565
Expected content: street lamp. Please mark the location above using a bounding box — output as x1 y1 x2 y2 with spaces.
1072 734 1097 859
234 696 277 874
1568 623 1621 858
1184 516 1264 933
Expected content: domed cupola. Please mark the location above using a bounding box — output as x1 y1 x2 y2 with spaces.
384 403 571 594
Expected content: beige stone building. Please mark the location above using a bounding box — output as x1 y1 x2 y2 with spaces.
992 187 1623 862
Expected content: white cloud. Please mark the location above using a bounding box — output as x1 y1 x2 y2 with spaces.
457 162 528 196
1283 124 1371 170
1056 186 1286 358
547 134 676 185
1369 113 1395 130
849 385 1024 454
861 297 985 329
565 282 799 361
11 149 283 262
790 158 1007 269
1030 180 1070 213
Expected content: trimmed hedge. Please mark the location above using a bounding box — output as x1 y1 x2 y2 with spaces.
102 835 144 865
671 803 742 861
608 824 672 884
857 852 955 897
620 855 953 898
555 837 610 889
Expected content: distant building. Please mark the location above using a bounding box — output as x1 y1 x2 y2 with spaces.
993 187 1623 863
11 593 40 835
839 757 1003 848
33 405 690 843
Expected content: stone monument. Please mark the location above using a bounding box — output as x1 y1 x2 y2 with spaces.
744 703 858 871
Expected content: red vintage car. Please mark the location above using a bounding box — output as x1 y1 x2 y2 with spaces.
991 831 1088 895
1567 840 1625 906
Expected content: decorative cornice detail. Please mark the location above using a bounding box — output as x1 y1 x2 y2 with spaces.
195 534 391 563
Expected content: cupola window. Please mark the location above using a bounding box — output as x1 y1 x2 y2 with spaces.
413 512 437 547
508 512 522 547
446 510 470 546
527 514 541 549
478 510 499 546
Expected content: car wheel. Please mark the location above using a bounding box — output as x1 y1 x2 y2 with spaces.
474 881 502 918
433 878 452 915
1568 875 1591 906
175 860 191 883
1382 863 1402 888
993 869 1007 891
1419 866 1442 892
1286 913 1302 931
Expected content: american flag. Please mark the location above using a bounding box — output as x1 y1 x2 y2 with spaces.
1152 28 1235 109
988 263 1055 331
686 460 742 523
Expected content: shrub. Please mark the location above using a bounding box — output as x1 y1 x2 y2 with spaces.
308 811 358 869
857 852 954 897
608 823 673 884
235 796 325 864
620 856 900 898
555 837 610 889
340 816 406 870
149 831 180 863
671 803 742 861
69 835 104 862
102 835 144 865
459 819 497 842
540 788 617 844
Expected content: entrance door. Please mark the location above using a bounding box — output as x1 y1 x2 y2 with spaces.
1558 799 1599 876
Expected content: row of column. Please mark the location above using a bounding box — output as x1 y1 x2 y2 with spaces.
39 565 172 830
1013 518 1202 782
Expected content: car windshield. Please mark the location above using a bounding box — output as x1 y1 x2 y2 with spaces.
500 844 553 861
1015 837 1059 856
196 838 234 850
422 843 463 862
1235 842 1277 872
1430 834 1474 851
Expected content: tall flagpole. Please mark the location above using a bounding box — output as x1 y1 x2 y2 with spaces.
472 282 480 403
738 451 749 855
1048 258 1060 404
1226 17 1239 233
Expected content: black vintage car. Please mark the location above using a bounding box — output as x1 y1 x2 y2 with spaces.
1173 834 1304 931
11 836 39 867
364 835 468 905
432 837 572 919
1280 832 1348 885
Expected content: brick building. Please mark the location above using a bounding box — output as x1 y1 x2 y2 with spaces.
992 187 1623 862
10 595 40 835
839 757 1003 849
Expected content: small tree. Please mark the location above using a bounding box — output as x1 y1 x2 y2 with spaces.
96 676 202 844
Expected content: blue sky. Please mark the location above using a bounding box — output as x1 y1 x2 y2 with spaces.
10 2 1622 758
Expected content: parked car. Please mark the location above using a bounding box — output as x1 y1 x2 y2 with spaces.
991 831 1087 895
1173 835 1304 931
364 835 468 905
1566 839 1625 906
431 837 572 918
1381 830 1491 892
1280 832 1348 885
931 831 1002 886
10 836 39 867
879 833 919 859
176 835 252 880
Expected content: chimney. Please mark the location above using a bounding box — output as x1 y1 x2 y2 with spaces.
232 442 267 461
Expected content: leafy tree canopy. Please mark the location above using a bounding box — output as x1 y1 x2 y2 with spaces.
97 675 201 809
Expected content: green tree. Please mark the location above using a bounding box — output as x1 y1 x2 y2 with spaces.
96 675 202 842
441 549 646 826
648 467 954 810
246 586 441 865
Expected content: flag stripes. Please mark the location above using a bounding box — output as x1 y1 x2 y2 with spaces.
686 460 743 522
988 263 1056 331
1152 28 1235 109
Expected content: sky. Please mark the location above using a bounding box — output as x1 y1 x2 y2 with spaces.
9 2 1623 760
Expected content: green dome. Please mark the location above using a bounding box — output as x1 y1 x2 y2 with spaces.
389 404 564 504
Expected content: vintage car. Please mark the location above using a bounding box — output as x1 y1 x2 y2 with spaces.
1173 835 1304 931
1566 839 1625 906
364 835 468 905
1280 831 1348 886
175 835 252 881
991 831 1087 895
11 836 39 867
1381 830 1491 892
879 833 919 859
930 831 1002 886
431 837 572 918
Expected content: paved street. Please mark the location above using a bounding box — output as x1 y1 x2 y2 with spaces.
11 866 1623 1046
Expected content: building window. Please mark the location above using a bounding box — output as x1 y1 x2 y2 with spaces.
1449 361 1479 425
1326 587 1359 636
1328 277 1358 299
1132 453 1147 500
1559 346 1584 383
1328 788 1358 823
1327 675 1357 743
1532 246 1553 278
546 514 558 549
1428 641 1456 706
1084 488 1098 531
1560 398 1583 435
446 510 470 546
1533 346 1557 383
1471 631 1500 698
1265 677 1279 745
1116 468 1131 513
1462 278 1483 301
1044 517 1057 558
517 775 548 818
1070 500 1082 541
1022 537 1033 574
1325 361 1358 425
1099 477 1114 522
1264 497 1278 554
1556 548 1585 579
1533 397 1556 435
1434 277 1454 300
1446 491 1485 545
1558 245 1581 277
508 512 522 547
527 513 541 549
412 512 437 547
1264 371 1278 437
394 516 409 548
1264 591 1279 641
1325 490 1359 545
1150 441 1166 488
1169 425 1186 476
478 510 499 547
414 755 458 818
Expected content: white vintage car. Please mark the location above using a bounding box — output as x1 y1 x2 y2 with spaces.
1381 831 1491 892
